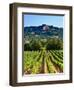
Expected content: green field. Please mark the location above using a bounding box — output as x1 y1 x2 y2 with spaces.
24 50 63 74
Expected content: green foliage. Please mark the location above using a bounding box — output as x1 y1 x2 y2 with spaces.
50 50 63 63
49 51 63 71
24 43 31 51
46 38 63 50
24 50 63 74
24 51 41 74
30 39 42 51
24 38 63 51
45 53 57 73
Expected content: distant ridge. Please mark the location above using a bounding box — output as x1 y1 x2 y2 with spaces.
24 24 63 39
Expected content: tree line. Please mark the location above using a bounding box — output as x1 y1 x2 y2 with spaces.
24 38 63 51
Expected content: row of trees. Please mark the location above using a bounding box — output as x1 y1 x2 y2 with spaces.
24 38 63 51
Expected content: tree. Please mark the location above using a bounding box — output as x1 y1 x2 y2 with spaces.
30 39 42 51
24 43 31 51
46 38 63 50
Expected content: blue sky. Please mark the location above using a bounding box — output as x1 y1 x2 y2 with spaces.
24 14 64 28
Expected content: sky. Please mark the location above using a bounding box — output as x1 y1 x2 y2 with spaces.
24 14 64 28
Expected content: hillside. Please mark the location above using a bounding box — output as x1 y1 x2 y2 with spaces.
24 24 63 39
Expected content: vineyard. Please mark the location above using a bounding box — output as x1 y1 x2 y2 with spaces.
24 50 63 74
